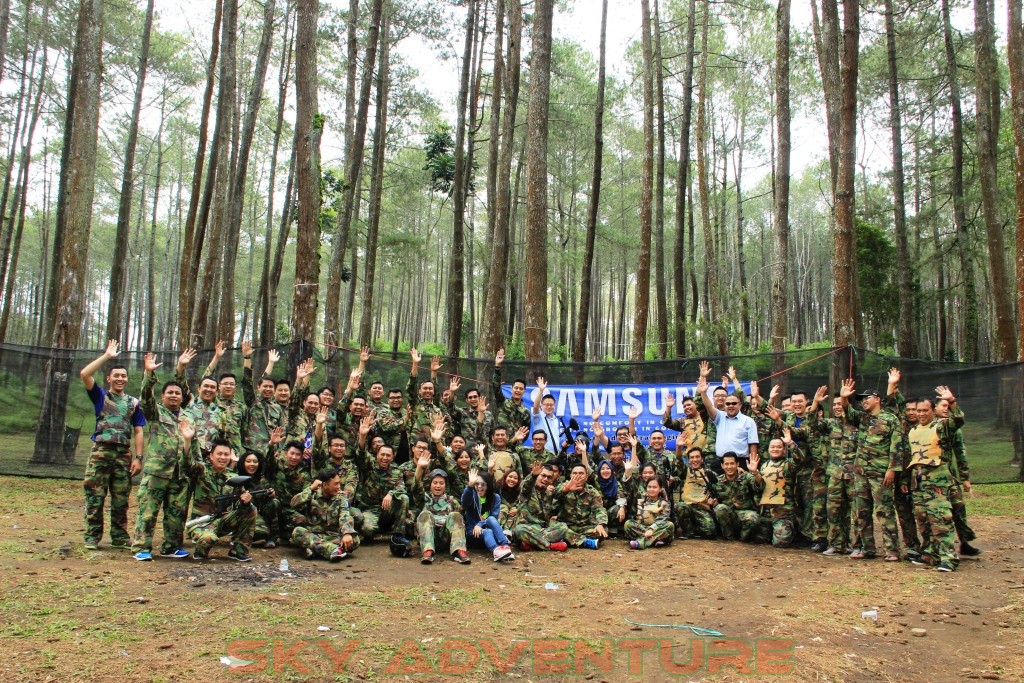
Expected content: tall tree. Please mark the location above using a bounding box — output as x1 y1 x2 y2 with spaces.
572 0 607 364
771 0 791 368
106 0 154 342
632 0 655 371
523 0 553 364
291 0 321 359
884 0 914 357
1010 0 1024 361
975 0 1018 361
672 0 696 357
33 0 104 463
941 0 977 360
447 0 476 359
480 0 522 361
652 0 668 358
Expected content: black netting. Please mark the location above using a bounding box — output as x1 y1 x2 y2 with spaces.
1 342 1020 483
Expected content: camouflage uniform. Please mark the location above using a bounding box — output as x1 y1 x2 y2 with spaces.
512 474 581 548
675 465 719 538
186 458 256 557
131 371 193 554
757 443 806 547
949 429 976 544
406 375 451 446
712 471 764 541
848 405 906 557
216 396 246 456
83 384 144 547
644 448 677 485
884 390 922 555
905 406 965 569
374 403 408 452
443 396 491 450
552 482 608 538
269 446 312 539
778 411 819 542
808 410 860 551
290 485 360 559
491 367 531 434
286 387 318 469
240 365 285 458
178 375 229 457
480 444 525 486
413 478 467 554
352 447 408 538
624 497 674 548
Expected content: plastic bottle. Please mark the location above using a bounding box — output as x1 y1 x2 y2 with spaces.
279 558 289 572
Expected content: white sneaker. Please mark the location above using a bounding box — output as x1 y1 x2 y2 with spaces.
493 545 513 562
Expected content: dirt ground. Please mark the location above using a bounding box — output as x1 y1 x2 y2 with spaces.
0 476 1021 683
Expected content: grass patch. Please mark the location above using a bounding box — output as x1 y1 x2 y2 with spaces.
968 483 1024 517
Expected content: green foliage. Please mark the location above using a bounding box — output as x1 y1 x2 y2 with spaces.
423 124 456 195
855 219 899 340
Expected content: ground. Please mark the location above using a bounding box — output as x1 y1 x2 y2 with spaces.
0 477 1022 683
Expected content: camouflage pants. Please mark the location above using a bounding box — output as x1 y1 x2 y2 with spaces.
712 504 761 541
825 475 858 551
760 505 795 547
604 502 626 535
254 497 281 542
189 505 256 556
416 510 467 554
291 526 361 560
277 505 308 541
948 481 976 543
131 475 190 554
893 488 922 554
853 473 900 556
83 445 132 545
800 465 828 543
360 495 410 539
676 503 717 538
623 519 674 548
913 484 957 569
512 522 580 548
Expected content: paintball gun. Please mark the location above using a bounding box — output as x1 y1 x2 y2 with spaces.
186 475 270 529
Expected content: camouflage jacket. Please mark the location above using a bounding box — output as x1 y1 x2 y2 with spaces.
179 376 229 456
269 448 312 507
491 367 531 433
241 366 286 457
289 486 356 536
806 411 858 480
905 407 965 488
140 371 192 482
373 404 408 450
553 483 608 529
632 497 672 531
352 447 406 508
847 405 907 476
516 475 556 525
406 374 451 443
186 458 237 519
714 471 762 512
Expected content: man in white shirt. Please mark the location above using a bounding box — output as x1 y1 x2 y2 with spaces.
531 377 561 454
697 376 759 471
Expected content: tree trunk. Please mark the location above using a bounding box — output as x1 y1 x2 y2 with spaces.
145 90 166 351
34 0 103 464
941 0 978 361
291 0 321 360
884 0 914 357
975 0 1018 361
177 0 222 348
219 0 276 343
483 0 504 271
325 0 383 351
358 12 390 348
832 0 859 352
523 0 553 365
105 0 154 342
653 0 668 359
572 0 606 365
1010 0 1024 361
268 135 296 345
771 0 790 371
673 0 696 357
632 0 655 374
0 0 11 85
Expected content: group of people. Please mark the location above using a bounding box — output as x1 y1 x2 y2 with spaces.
78 343 977 572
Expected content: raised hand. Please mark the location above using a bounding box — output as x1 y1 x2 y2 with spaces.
178 348 197 367
474 444 486 459
296 358 316 381
213 340 226 358
888 367 901 385
839 378 856 399
410 348 422 364
476 396 489 414
935 385 954 401
750 381 760 398
531 461 543 477
430 416 446 443
267 348 281 364
449 377 461 394
512 426 528 443
628 434 639 451
699 360 712 379
768 384 780 401
696 375 709 395
359 414 375 436
721 376 730 388
143 353 161 373
417 451 431 469
627 404 641 419
316 405 329 425
665 393 676 411
104 339 121 358
748 451 760 472
728 365 738 382
781 426 793 446
624 453 635 472
269 426 284 445
814 385 829 404
536 375 548 393
430 356 442 373
494 348 505 367
591 406 603 422
360 346 371 363
178 418 195 441
765 403 781 421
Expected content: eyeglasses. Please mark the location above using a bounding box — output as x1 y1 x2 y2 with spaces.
473 482 487 489
724 402 740 407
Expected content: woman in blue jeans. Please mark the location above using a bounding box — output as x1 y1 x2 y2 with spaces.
461 470 515 561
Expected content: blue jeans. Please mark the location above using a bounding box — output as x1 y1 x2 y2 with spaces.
468 516 509 551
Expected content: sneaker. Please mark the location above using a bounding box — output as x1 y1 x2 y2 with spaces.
134 550 153 561
850 549 866 559
330 548 348 563
936 562 955 572
83 540 99 550
910 555 933 566
493 545 513 562
264 540 277 549
452 549 471 564
904 548 922 560
809 542 825 553
192 550 208 561
110 540 131 550
960 542 981 557
228 550 252 562
653 540 666 548
822 547 839 556
520 541 536 552
160 549 190 559
581 538 599 550
421 550 435 565
629 540 641 550
548 541 568 552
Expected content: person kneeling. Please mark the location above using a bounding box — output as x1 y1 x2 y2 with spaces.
184 436 257 562
291 468 359 562
624 476 674 549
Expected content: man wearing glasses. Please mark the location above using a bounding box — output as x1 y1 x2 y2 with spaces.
696 376 759 473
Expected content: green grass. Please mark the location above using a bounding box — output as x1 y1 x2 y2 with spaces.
968 483 1024 516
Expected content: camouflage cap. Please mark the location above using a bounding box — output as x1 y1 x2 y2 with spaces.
427 468 448 481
